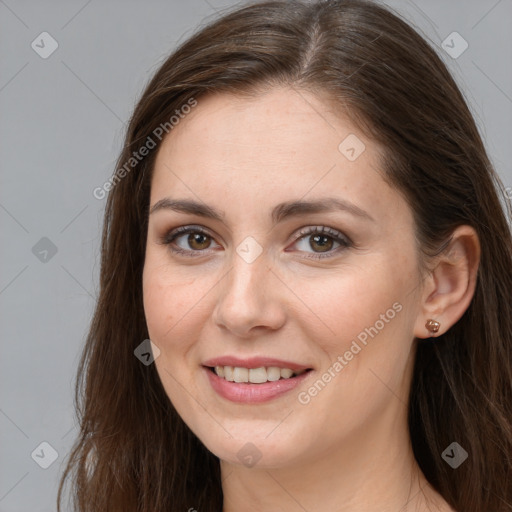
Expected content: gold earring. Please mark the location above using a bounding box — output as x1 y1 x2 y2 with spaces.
425 319 441 334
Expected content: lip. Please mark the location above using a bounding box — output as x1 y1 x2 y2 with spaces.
202 356 312 372
203 366 313 403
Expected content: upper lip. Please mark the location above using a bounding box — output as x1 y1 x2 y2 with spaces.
202 356 312 371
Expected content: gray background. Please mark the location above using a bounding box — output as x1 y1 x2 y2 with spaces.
1 0 511 510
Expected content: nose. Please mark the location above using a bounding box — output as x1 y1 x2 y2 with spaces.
212 248 287 338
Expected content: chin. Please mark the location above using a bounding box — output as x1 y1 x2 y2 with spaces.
191 420 310 469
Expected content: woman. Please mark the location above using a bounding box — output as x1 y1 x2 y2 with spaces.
58 1 512 511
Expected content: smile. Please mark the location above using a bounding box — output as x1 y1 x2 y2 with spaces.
211 365 308 383
203 365 313 403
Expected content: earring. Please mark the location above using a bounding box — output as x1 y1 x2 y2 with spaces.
425 319 441 334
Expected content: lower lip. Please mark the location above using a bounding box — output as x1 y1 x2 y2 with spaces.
204 367 312 403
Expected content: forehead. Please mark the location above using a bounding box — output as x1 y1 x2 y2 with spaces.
150 87 408 229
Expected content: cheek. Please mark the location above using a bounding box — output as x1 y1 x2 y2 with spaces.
143 271 179 343
142 260 207 412
142 259 202 348
142 254 223 373
293 260 407 354
291 267 416 440
295 256 418 410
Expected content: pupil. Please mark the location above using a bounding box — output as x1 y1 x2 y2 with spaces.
189 233 210 249
311 234 332 252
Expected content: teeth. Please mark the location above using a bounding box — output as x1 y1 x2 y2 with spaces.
267 367 281 381
224 366 234 382
212 365 307 383
280 368 293 379
249 367 267 383
233 367 249 383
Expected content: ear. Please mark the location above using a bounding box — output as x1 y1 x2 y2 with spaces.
414 225 480 339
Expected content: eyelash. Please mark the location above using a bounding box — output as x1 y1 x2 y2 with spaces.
160 224 352 260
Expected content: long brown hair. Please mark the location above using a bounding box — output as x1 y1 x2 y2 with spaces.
58 1 512 510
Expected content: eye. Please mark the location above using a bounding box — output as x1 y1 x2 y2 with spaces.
161 225 220 257
287 226 352 259
160 224 352 259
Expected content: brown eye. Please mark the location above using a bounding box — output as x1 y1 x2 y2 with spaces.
162 224 351 260
187 232 212 250
309 234 334 253
162 226 220 257
289 226 352 259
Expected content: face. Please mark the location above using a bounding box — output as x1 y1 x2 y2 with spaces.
143 87 424 469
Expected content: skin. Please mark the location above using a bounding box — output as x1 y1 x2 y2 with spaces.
142 87 479 511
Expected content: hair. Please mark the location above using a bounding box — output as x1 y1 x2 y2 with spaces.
57 1 512 511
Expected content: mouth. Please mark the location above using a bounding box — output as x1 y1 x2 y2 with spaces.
202 364 314 403
205 365 312 384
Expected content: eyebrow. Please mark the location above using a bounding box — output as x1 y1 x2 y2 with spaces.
149 197 375 224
